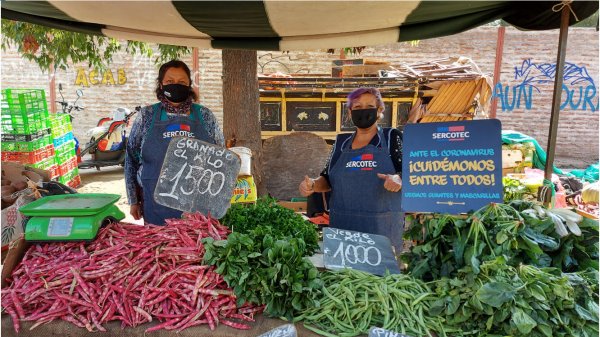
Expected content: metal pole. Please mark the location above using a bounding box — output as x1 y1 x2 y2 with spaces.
490 26 505 119
544 5 571 204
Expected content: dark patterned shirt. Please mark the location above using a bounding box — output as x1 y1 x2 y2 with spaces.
321 128 403 184
124 104 224 205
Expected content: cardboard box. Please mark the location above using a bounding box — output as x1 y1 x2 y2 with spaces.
277 201 307 212
1 236 30 288
502 149 523 169
332 66 343 78
231 175 257 204
332 59 366 67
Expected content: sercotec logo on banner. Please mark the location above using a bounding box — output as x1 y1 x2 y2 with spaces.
432 125 470 141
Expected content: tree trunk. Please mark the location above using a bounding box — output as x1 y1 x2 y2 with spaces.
222 49 267 196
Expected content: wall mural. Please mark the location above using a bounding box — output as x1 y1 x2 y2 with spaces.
74 68 127 86
493 59 599 112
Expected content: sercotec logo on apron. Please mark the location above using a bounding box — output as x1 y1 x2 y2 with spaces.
163 123 195 139
345 153 378 171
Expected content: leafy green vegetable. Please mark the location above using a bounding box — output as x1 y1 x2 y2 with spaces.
476 282 516 308
503 177 529 203
205 198 322 319
403 202 597 280
428 258 599 337
222 197 319 255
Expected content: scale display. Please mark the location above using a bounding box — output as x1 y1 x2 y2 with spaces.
47 217 74 237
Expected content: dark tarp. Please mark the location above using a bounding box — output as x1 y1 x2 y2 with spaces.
1 1 598 50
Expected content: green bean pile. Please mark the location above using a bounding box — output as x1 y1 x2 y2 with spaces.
295 269 453 337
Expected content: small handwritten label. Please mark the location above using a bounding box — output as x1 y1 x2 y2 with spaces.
323 228 400 276
257 324 297 337
369 327 413 337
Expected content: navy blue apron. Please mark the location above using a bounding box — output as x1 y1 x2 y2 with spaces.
328 127 404 253
140 103 213 225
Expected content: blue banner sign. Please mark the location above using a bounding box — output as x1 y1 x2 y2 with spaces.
401 119 503 214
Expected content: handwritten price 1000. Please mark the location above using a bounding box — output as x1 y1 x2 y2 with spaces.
333 242 382 267
159 162 225 200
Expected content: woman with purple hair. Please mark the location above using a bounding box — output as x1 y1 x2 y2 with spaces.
299 87 404 253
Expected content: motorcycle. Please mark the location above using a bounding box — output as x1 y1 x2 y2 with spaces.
56 84 140 170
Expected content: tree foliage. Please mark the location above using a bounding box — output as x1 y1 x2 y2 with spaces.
1 19 191 72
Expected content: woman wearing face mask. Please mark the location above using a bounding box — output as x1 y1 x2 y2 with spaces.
125 60 224 225
299 87 404 252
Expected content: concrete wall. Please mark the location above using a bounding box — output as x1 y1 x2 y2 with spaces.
1 26 598 168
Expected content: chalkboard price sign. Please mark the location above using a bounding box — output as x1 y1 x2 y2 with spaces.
369 327 413 337
154 138 241 219
323 228 400 276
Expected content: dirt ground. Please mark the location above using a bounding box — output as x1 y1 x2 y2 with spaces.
77 166 144 225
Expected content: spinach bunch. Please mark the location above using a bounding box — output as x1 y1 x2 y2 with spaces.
203 230 323 320
222 197 319 255
402 202 599 280
429 258 599 337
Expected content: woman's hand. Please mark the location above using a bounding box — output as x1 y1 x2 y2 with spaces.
377 173 402 192
130 204 143 220
299 175 315 197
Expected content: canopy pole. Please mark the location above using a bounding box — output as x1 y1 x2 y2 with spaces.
543 4 571 206
490 26 506 119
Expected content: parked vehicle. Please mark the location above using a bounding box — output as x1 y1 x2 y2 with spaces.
56 84 139 170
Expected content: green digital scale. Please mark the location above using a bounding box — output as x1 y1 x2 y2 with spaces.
20 193 125 242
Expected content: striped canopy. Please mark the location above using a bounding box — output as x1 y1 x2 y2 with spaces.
2 1 598 50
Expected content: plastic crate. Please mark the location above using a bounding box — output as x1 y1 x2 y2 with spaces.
1 144 55 164
59 167 79 185
1 89 48 114
1 110 50 134
1 134 52 152
58 156 78 176
1 128 51 142
66 175 81 189
30 157 60 179
48 114 73 138
49 114 73 138
54 141 76 165
51 123 73 138
1 89 50 135
48 113 70 128
52 132 75 148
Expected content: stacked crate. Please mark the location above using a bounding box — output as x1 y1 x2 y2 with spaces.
1 89 59 179
49 113 80 188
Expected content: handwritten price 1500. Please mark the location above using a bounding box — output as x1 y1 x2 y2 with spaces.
159 162 225 200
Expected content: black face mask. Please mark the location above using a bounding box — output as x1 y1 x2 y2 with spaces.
161 84 191 103
351 108 378 129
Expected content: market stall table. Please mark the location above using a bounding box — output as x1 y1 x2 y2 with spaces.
2 314 320 337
